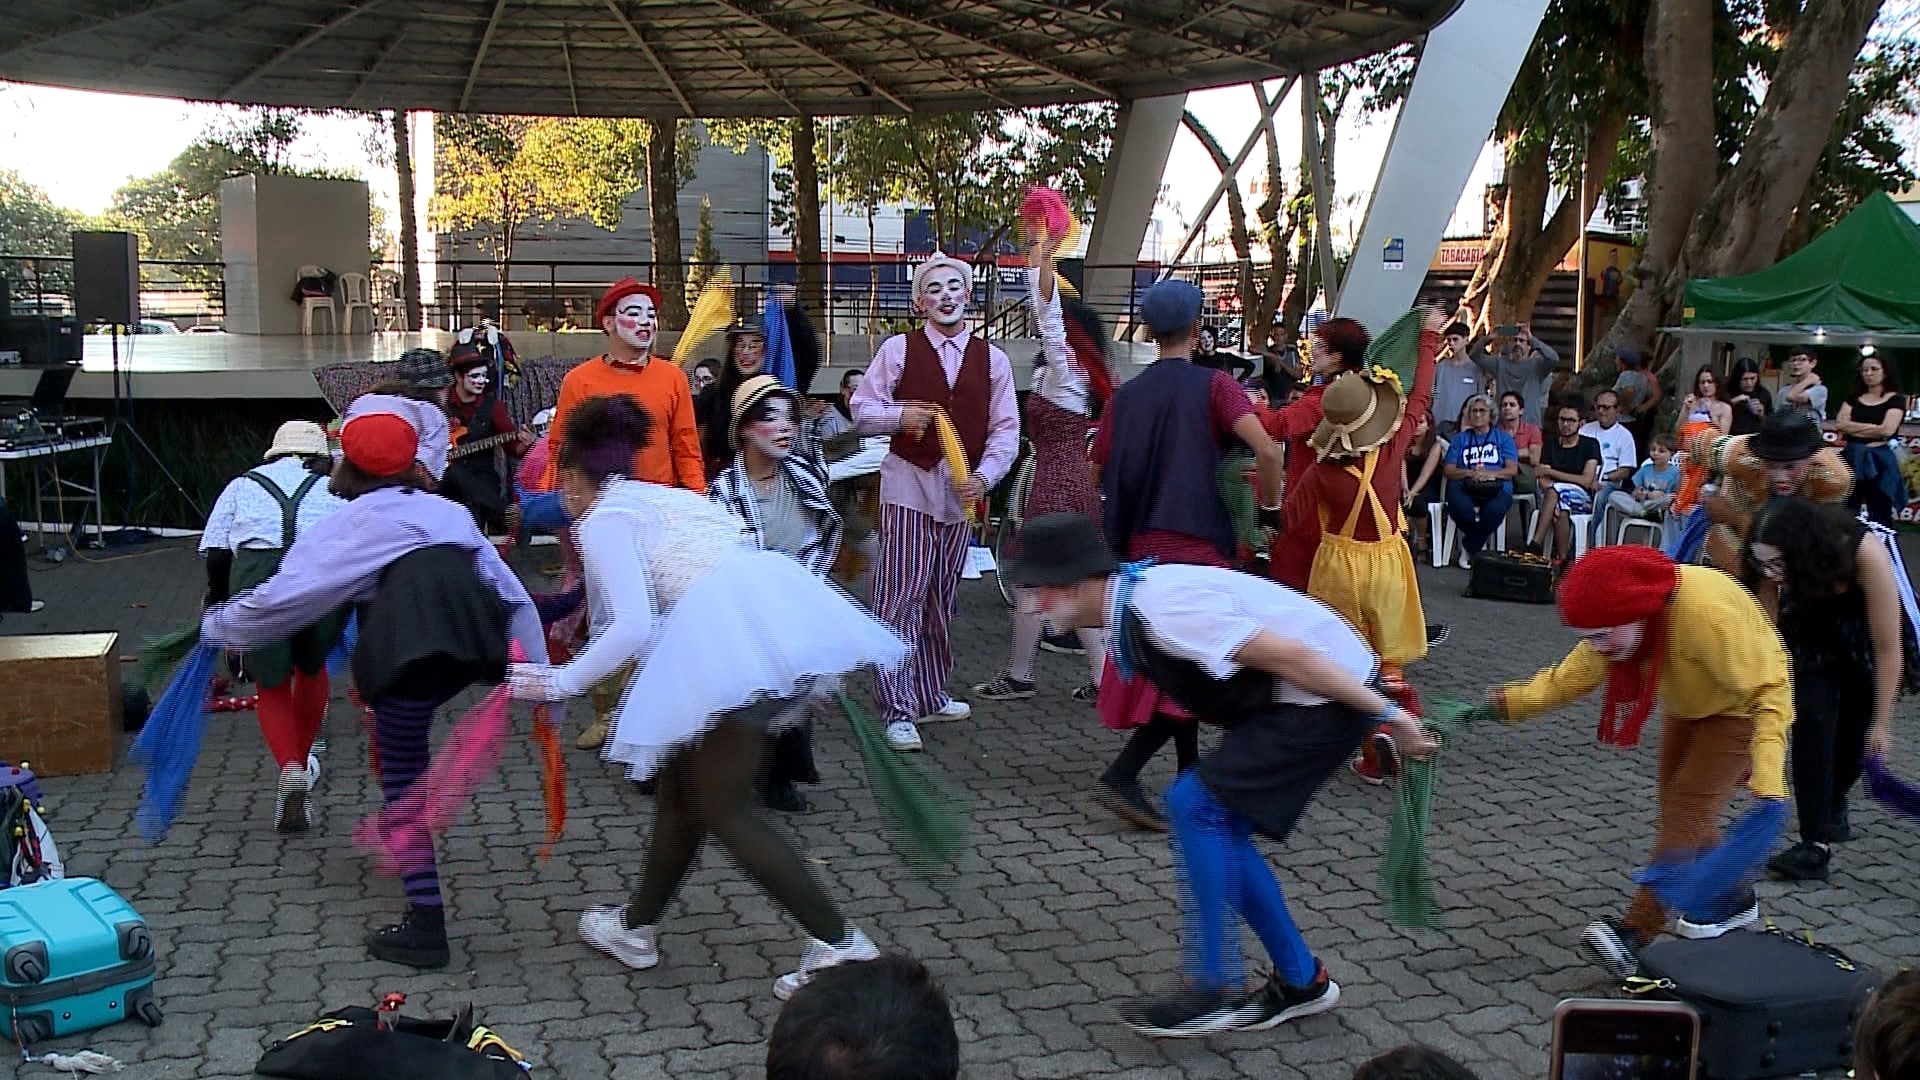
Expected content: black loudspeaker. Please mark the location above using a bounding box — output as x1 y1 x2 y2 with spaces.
71 230 140 326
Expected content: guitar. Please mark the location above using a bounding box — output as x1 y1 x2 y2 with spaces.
448 429 525 461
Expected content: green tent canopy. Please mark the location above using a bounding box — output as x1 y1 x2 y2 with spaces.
1682 191 1920 334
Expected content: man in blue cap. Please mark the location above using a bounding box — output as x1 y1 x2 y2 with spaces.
1084 278 1284 828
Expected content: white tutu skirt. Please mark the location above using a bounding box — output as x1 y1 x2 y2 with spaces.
604 548 909 780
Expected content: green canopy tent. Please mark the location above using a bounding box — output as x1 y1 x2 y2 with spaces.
1672 191 1920 345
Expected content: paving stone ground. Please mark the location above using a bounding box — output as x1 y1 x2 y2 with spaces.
7 536 1916 1079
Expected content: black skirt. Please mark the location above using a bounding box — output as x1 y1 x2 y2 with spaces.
353 544 510 703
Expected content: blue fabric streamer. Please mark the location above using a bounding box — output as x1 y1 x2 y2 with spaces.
325 611 358 678
1631 798 1788 920
1665 508 1710 563
128 643 220 843
764 293 797 391
1864 755 1920 823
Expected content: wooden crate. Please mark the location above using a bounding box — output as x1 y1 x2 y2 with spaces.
0 633 121 777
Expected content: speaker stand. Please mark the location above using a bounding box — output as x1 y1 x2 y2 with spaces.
97 327 201 545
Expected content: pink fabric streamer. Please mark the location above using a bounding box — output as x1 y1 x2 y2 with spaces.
351 644 529 878
1022 186 1071 240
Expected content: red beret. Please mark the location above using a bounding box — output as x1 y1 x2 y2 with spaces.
340 412 419 478
1558 545 1679 629
596 278 663 326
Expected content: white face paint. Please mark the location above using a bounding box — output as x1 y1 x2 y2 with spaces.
918 268 971 328
458 367 489 399
743 397 796 460
1581 620 1646 661
611 294 657 351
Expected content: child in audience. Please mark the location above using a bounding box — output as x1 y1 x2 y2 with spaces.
1855 967 1920 1079
1604 435 1682 546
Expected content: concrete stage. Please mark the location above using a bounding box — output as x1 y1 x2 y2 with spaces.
0 331 1159 402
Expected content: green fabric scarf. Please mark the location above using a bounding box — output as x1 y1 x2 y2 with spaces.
836 692 971 876
1380 695 1492 930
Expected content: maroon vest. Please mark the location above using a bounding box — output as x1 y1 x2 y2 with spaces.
891 331 991 473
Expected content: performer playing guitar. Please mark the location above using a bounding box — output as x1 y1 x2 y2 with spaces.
440 344 534 534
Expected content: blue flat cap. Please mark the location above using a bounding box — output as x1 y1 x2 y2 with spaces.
1140 279 1203 336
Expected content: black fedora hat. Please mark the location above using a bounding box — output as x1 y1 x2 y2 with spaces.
1002 513 1118 588
1750 408 1825 463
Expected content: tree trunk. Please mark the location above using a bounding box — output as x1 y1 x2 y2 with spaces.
1478 106 1627 329
1181 111 1259 328
1595 0 1718 364
791 114 825 314
391 109 421 331
647 117 690 331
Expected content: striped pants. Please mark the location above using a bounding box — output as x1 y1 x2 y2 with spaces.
871 503 970 725
372 689 455 909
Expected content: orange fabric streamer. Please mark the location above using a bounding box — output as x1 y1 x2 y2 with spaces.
532 706 567 859
1672 420 1716 515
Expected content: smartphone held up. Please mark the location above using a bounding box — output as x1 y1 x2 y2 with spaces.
1549 999 1699 1080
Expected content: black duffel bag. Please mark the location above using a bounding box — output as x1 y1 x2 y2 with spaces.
255 1004 526 1080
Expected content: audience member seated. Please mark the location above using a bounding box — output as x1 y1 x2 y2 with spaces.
1402 408 1446 556
1528 400 1602 564
1352 1045 1482 1080
1604 434 1681 546
1441 394 1518 568
1855 967 1920 1080
767 954 958 1080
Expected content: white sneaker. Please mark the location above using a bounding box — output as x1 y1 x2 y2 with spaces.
773 928 879 1000
1456 547 1472 570
885 721 923 752
578 905 660 970
305 754 322 793
920 698 971 724
274 762 311 834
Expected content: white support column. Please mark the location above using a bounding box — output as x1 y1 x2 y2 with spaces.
1084 93 1186 331
1336 0 1550 333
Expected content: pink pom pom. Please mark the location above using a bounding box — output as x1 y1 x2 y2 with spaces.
1022 186 1071 240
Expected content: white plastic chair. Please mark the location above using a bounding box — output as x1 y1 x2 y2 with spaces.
1429 481 1509 568
1523 500 1593 561
1616 516 1663 548
297 265 337 335
377 269 407 330
339 272 374 334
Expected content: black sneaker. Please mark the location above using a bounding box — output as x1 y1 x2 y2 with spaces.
1095 779 1167 831
1242 963 1341 1030
1831 802 1852 843
1767 841 1831 882
1675 885 1761 938
764 781 809 814
1039 633 1086 656
972 673 1036 701
1425 623 1450 648
367 906 450 969
1118 984 1265 1038
1580 918 1647 979
1071 683 1099 703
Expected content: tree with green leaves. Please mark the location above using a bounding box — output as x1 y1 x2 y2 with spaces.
0 170 85 299
646 118 693 330
825 104 1114 258
431 113 650 316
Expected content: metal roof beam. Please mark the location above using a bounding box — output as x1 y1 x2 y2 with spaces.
0 0 207 59
703 0 915 113
560 34 581 116
223 0 395 98
602 0 696 117
840 0 1117 99
711 40 804 114
345 30 408 107
458 0 512 112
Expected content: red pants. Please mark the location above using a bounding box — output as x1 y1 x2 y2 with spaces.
257 669 330 771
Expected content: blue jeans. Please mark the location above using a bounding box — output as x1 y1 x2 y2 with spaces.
1444 483 1512 556
1166 771 1317 991
515 485 570 532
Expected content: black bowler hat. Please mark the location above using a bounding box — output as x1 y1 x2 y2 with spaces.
1002 514 1119 587
1750 408 1825 463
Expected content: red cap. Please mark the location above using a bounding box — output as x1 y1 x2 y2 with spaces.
595 278 663 326
1558 545 1678 629
340 413 419 478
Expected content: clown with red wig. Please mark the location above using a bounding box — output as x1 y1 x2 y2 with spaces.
1483 545 1793 978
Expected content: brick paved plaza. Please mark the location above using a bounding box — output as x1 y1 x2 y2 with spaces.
8 538 1915 1078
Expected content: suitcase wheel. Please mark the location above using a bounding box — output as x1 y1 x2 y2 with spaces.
128 986 163 1028
13 1015 50 1044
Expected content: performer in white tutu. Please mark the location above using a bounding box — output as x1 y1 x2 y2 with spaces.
507 395 907 999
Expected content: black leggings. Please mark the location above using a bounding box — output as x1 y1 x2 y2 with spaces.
1788 652 1873 845
1102 715 1200 788
625 700 845 941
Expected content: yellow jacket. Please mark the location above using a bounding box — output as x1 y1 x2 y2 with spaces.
1500 566 1793 798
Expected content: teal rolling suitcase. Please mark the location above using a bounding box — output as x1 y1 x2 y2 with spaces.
0 878 161 1042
